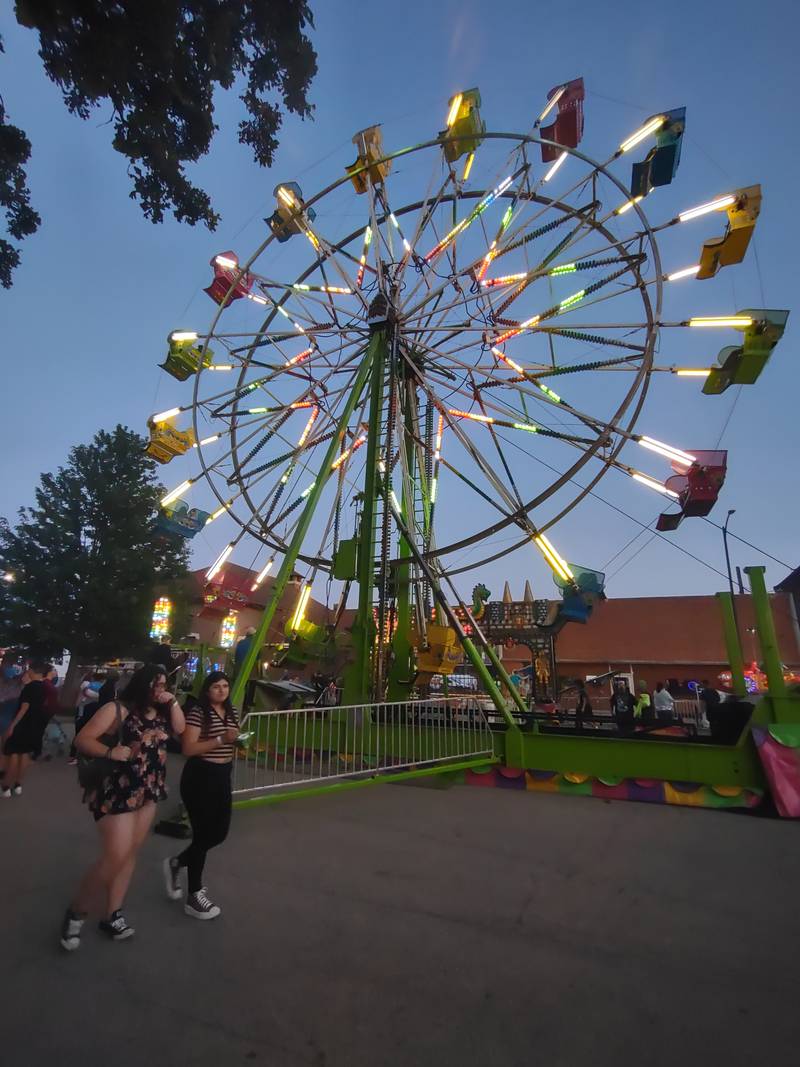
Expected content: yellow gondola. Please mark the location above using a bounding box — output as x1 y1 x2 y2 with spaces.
145 417 196 464
346 126 391 193
697 185 761 279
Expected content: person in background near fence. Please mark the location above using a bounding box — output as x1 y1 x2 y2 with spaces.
69 671 103 765
653 682 675 724
163 671 239 921
1 661 51 798
574 682 593 731
0 657 24 783
321 679 339 708
234 626 257 675
60 665 185 951
633 681 652 727
611 680 635 735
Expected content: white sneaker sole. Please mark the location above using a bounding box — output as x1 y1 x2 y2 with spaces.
162 858 182 901
184 904 221 920
60 937 80 951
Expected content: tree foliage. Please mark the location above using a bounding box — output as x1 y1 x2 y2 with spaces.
1 1 317 285
0 425 190 660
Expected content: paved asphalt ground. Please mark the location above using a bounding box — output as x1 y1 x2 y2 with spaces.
1 751 798 1067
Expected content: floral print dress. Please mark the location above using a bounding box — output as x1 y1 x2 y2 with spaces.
89 708 170 819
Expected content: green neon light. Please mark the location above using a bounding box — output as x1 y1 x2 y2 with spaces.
512 421 539 434
550 262 576 276
559 288 585 310
539 384 562 402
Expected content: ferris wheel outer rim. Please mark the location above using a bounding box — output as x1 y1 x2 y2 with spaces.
187 129 664 575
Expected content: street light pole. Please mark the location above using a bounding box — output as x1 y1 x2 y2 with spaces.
722 508 742 653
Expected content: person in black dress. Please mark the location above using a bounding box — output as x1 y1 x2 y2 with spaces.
60 664 185 950
0 661 52 798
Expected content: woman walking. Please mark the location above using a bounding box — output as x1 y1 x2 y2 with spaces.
163 671 239 920
60 664 185 950
1 662 50 797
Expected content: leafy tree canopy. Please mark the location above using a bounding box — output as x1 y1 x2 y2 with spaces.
0 425 190 660
1 1 317 286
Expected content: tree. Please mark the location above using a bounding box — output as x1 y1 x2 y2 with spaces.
1 1 317 286
0 425 190 666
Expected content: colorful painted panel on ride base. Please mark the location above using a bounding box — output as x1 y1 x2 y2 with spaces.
752 725 800 817
464 767 762 810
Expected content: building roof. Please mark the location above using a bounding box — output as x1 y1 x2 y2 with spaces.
188 566 356 626
556 593 800 666
775 566 800 594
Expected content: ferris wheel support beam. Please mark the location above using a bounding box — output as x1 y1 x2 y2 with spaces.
230 334 377 709
342 323 391 706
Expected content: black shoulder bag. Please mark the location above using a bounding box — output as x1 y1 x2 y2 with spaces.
77 699 124 792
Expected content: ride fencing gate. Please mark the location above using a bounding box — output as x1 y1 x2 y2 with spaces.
233 698 497 802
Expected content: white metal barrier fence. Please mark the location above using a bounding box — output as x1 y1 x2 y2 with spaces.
233 698 496 797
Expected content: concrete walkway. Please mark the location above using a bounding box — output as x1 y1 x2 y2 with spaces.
1 754 798 1066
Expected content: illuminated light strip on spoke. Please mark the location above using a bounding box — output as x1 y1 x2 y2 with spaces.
284 346 314 367
688 316 753 328
205 500 232 524
493 314 540 346
430 414 444 504
425 175 514 262
477 203 514 280
615 195 644 215
331 434 367 471
160 479 193 507
388 212 413 255
638 436 697 467
207 364 234 371
448 408 494 424
356 225 372 287
543 151 568 182
666 265 700 281
192 434 220 448
446 93 463 128
462 152 475 181
678 195 736 223
619 115 666 153
490 348 562 402
559 289 585 311
169 331 198 343
632 472 680 498
674 368 711 377
296 407 320 448
534 534 574 582
152 407 181 423
215 254 238 269
206 543 234 582
251 559 274 591
537 86 566 124
289 584 312 631
291 283 352 294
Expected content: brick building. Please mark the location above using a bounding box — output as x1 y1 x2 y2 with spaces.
499 592 800 693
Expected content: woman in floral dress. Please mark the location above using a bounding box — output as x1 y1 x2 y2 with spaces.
60 664 185 950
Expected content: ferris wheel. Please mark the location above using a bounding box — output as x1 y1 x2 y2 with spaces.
146 79 788 703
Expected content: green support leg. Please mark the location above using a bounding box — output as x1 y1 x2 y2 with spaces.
716 592 746 696
745 565 798 723
342 329 388 705
231 337 377 709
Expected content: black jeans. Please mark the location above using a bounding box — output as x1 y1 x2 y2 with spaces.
177 758 233 893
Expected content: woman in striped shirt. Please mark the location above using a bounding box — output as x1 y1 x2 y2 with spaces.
163 672 239 919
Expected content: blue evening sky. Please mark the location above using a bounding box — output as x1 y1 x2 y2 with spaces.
1 0 797 603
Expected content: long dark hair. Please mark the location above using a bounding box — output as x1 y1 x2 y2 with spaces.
120 664 167 716
198 671 235 722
